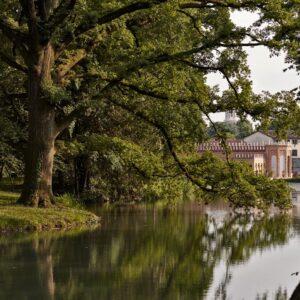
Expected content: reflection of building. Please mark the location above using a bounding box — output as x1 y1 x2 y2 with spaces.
198 138 292 179
289 182 300 203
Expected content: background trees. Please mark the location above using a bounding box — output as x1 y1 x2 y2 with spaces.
207 119 253 139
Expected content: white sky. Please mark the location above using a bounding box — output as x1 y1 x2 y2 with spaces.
207 11 300 122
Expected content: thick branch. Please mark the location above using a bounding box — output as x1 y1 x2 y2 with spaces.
142 40 260 67
119 82 196 106
103 95 212 192
56 105 85 132
58 0 167 53
46 0 77 36
98 38 263 96
0 20 29 60
0 51 28 73
203 111 232 166
177 59 223 71
176 9 202 35
0 19 27 42
177 59 256 116
180 0 264 10
219 69 253 115
55 49 87 82
3 92 27 99
123 84 167 99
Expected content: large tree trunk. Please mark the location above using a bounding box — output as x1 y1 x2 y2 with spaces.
19 111 57 207
18 44 59 207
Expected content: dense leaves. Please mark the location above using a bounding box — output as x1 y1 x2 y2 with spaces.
0 0 298 208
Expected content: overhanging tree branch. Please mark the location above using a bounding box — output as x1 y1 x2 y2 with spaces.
103 95 213 192
98 38 265 94
57 0 167 53
177 59 223 71
177 58 255 116
55 49 88 82
179 0 264 10
219 69 254 115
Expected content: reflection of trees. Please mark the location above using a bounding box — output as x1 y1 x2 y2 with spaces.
33 238 55 300
274 280 300 300
255 287 288 300
0 235 56 300
105 212 292 300
0 210 293 300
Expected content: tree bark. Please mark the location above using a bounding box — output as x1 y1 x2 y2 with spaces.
18 44 59 207
19 120 57 207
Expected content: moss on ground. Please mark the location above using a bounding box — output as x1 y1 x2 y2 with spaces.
0 191 100 233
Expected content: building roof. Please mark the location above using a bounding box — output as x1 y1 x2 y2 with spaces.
243 131 275 140
246 130 300 140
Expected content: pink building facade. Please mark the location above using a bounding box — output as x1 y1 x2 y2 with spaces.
198 140 292 178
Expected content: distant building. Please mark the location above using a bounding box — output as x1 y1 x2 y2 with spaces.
244 131 300 176
198 138 292 179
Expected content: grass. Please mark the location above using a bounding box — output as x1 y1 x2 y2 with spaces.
0 191 100 233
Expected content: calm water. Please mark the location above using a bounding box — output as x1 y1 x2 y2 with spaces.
2 202 300 300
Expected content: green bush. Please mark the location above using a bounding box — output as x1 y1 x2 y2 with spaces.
56 193 83 209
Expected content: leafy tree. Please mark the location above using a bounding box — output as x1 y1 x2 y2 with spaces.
207 119 253 139
0 0 295 207
236 119 253 138
0 59 26 181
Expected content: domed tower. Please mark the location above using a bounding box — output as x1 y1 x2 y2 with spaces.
224 111 238 124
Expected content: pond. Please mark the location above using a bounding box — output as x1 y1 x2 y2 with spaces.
1 202 300 300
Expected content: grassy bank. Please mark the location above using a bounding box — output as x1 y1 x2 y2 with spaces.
0 191 100 233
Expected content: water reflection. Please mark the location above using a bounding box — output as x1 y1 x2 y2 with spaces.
0 204 300 299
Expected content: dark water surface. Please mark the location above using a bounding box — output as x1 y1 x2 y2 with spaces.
1 202 300 300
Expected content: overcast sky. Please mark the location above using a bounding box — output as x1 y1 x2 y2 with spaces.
207 11 300 122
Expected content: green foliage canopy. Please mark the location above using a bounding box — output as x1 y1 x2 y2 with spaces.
0 0 297 208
